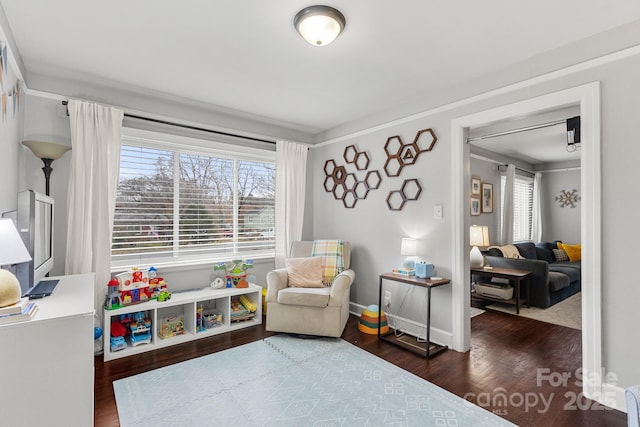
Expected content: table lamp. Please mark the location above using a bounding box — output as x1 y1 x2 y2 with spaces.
0 219 32 307
470 225 490 268
401 237 418 269
22 140 71 196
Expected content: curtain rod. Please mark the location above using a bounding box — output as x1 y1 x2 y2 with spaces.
61 100 276 145
471 153 580 174
466 119 566 143
470 153 534 175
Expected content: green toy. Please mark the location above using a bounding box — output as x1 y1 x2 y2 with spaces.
214 259 254 287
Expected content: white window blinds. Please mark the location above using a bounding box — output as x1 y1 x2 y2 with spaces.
112 141 275 268
501 173 534 242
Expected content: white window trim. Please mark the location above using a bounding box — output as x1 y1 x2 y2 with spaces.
122 127 276 162
112 127 276 271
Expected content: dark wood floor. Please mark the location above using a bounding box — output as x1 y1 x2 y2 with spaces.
95 310 626 426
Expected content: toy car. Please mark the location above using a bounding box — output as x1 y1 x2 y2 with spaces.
157 290 171 302
110 336 127 352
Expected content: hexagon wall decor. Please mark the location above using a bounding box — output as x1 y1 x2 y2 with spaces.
383 128 437 177
386 178 423 211
323 145 381 208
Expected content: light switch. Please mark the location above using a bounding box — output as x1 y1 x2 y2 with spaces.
434 205 443 219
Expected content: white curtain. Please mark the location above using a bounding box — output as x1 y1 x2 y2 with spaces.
274 140 308 268
500 164 515 245
531 172 543 242
65 100 124 310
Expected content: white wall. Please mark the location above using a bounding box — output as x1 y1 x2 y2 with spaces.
312 49 640 393
0 62 24 215
541 169 581 243
469 157 500 245
5 13 640 402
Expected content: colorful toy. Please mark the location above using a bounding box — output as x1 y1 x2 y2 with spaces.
157 289 171 302
203 311 223 328
159 313 184 339
358 304 389 335
239 295 257 312
196 305 206 332
110 336 127 352
214 259 254 287
105 277 123 310
105 266 169 309
230 297 254 322
129 311 152 346
110 319 128 352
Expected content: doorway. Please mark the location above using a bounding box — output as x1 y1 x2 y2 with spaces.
450 82 603 402
467 106 582 326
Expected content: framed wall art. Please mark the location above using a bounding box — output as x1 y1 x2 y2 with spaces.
470 197 481 216
482 183 493 213
471 176 481 196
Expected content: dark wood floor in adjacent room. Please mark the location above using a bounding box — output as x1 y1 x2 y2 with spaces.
95 310 626 426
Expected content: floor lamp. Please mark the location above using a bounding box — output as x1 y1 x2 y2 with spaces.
22 140 71 196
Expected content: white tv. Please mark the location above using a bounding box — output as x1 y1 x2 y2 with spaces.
15 190 55 295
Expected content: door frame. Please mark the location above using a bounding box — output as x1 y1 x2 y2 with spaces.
450 82 603 402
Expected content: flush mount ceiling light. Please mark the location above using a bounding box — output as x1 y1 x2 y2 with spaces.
294 5 346 46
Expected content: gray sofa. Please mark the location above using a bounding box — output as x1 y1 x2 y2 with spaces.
481 241 581 308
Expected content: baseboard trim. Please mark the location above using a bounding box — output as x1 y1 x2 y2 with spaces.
600 382 627 413
349 302 452 349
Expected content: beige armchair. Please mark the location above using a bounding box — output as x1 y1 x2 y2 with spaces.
265 241 355 337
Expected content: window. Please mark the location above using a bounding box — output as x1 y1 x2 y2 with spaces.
111 131 276 269
500 173 534 242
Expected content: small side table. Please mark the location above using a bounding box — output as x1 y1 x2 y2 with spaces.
471 267 531 314
377 273 451 359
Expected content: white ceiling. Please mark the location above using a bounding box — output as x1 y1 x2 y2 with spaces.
468 106 582 165
2 1 640 137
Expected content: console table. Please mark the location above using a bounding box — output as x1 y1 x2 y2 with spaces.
471 267 531 314
377 273 450 358
0 273 95 427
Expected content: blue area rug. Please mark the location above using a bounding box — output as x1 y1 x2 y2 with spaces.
114 335 514 426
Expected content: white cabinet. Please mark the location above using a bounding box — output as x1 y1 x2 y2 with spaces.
0 273 95 427
103 283 262 361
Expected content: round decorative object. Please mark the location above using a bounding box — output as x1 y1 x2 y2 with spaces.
358 304 389 335
0 269 22 308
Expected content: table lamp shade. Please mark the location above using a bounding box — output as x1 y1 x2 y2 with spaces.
400 238 417 256
0 219 31 265
0 219 32 307
470 225 490 247
470 225 490 268
400 237 417 269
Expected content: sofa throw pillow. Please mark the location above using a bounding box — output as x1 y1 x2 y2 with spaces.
285 257 324 288
553 248 570 263
558 242 581 262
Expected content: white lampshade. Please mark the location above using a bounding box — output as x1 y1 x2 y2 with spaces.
469 225 490 268
22 140 71 160
470 225 490 247
400 237 417 269
294 5 346 46
0 219 31 266
0 219 32 307
400 238 417 256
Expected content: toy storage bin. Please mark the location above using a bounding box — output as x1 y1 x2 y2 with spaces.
108 309 153 351
157 303 194 339
203 310 223 329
